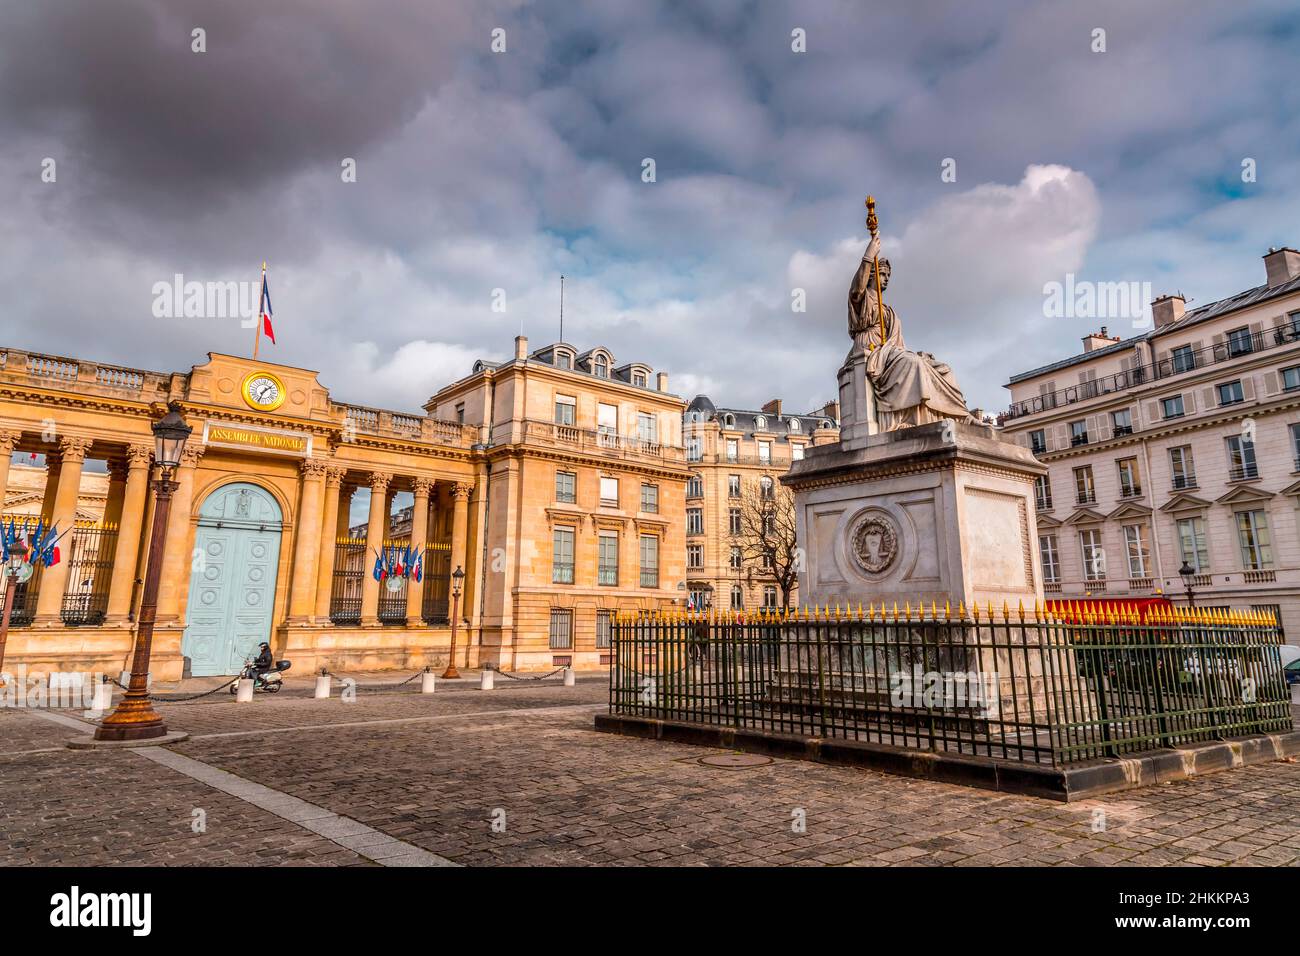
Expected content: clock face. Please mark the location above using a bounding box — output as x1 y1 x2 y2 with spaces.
241 371 287 411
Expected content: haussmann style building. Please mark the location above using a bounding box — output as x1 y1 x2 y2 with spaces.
1000 246 1300 637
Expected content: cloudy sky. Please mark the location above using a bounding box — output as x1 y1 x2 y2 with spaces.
1 0 1298 417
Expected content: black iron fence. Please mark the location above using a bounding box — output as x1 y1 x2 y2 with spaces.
330 537 366 625
608 603 1292 766
60 520 118 625
377 538 409 625
421 541 451 624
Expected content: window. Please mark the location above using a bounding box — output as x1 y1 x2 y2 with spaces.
455 403 465 424
1170 446 1196 489
729 508 742 535
686 507 703 535
1117 458 1141 497
1176 517 1209 573
755 415 767 430
554 394 576 426
1226 434 1258 480
598 532 619 586
759 476 774 499
599 476 619 507
632 371 647 387
637 411 657 443
555 352 572 370
1227 326 1254 357
549 608 573 649
1236 510 1273 570
758 440 772 464
789 419 801 432
730 584 744 609
1080 529 1106 581
687 544 703 569
763 586 777 609
597 402 618 445
728 474 741 497
1034 474 1052 511
555 470 576 504
687 473 703 498
1029 429 1047 454
1123 525 1150 577
686 435 702 461
1161 395 1185 419
791 443 805 461
552 528 575 584
1073 465 1095 504
1284 366 1300 392
1039 534 1060 584
1070 420 1088 446
640 483 658 513
726 439 738 461
1171 345 1196 374
1217 380 1244 406
729 546 742 570
639 534 659 588
689 589 710 610
1111 408 1132 436
1292 423 1300 469
594 355 609 378
596 610 612 649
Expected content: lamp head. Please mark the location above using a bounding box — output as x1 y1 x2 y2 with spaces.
152 401 192 469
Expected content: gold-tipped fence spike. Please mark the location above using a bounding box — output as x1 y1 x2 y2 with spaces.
957 600 967 620
904 601 912 621
944 600 952 622
1017 599 1025 622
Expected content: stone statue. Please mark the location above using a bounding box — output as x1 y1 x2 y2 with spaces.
847 199 972 431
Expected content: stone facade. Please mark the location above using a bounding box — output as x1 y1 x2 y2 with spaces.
1001 246 1300 638
680 395 839 610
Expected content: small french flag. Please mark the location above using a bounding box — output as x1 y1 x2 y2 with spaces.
260 270 276 345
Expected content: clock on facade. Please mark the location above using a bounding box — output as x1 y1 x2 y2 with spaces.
240 370 287 412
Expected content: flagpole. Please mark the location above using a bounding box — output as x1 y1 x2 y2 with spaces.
253 261 266 360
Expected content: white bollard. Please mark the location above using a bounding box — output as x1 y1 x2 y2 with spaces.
235 678 254 702
421 671 437 694
314 675 331 699
563 666 576 687
479 668 494 691
92 681 113 713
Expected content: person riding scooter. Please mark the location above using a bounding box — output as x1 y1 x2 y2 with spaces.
251 642 274 685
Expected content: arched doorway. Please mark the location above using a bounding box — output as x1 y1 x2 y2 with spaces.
182 482 284 676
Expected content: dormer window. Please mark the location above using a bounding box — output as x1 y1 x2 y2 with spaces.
594 355 609 378
555 351 573 370
632 371 647 387
723 413 735 428
789 418 801 432
755 415 767 430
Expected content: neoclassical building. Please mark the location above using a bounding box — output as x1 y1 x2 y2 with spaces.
1001 246 1300 636
681 395 840 610
0 337 684 677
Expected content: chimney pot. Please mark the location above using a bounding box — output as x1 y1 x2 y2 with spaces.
655 371 668 392
1263 247 1300 289
514 335 528 360
1150 294 1186 329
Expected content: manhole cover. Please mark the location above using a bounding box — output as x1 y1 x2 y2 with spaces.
698 753 773 769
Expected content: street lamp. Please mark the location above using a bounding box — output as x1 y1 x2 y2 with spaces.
0 538 30 687
95 402 191 742
1178 560 1197 609
441 565 466 680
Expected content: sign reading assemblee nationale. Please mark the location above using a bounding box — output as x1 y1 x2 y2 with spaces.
202 421 312 456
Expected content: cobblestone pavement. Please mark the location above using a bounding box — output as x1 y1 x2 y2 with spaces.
3 679 1299 866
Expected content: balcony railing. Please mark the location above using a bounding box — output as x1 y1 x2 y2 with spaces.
335 403 473 447
1228 463 1260 481
1005 323 1300 420
1172 474 1198 490
1076 490 1097 505
525 420 683 461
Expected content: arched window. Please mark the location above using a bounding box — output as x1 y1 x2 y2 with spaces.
730 584 744 609
594 355 609 378
760 476 774 499
755 415 767 430
723 413 735 428
789 418 801 431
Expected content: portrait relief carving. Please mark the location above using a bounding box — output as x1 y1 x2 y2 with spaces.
849 509 901 576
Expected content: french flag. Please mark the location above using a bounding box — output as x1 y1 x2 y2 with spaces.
260 271 276 345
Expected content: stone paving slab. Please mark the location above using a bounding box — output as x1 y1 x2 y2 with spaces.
3 683 1299 867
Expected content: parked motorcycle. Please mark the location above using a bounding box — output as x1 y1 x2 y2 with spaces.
230 658 292 693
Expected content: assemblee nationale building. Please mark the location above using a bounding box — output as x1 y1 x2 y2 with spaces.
0 332 837 679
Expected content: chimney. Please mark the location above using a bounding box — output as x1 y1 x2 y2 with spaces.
818 400 840 421
1150 295 1185 329
1264 247 1300 288
514 335 528 360
655 371 668 392
1081 326 1120 352
761 398 782 416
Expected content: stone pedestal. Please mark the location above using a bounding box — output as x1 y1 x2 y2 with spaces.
782 419 1046 613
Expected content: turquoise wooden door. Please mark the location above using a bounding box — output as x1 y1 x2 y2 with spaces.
182 483 283 676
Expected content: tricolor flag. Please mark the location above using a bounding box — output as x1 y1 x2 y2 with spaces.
259 269 276 345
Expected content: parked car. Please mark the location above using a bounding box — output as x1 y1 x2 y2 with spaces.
1285 659 1300 687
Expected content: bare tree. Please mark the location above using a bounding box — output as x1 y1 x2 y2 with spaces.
734 475 799 609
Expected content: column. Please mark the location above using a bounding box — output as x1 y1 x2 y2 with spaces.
155 445 204 624
313 467 345 622
448 481 472 615
405 477 433 623
0 429 21 513
359 472 391 625
39 454 61 524
106 444 152 622
288 458 328 622
35 436 93 622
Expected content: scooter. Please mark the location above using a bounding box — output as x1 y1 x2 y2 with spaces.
230 658 292 693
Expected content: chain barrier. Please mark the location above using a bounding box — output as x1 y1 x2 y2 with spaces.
493 665 569 682
318 668 427 695
149 676 241 702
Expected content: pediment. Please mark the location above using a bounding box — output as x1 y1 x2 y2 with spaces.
1064 507 1106 525
1107 501 1152 521
1278 479 1300 498
1159 492 1211 514
1036 513 1063 529
1214 484 1274 505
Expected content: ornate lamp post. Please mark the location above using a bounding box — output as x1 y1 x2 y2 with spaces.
441 565 466 680
0 538 30 686
95 402 191 742
1178 560 1197 609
